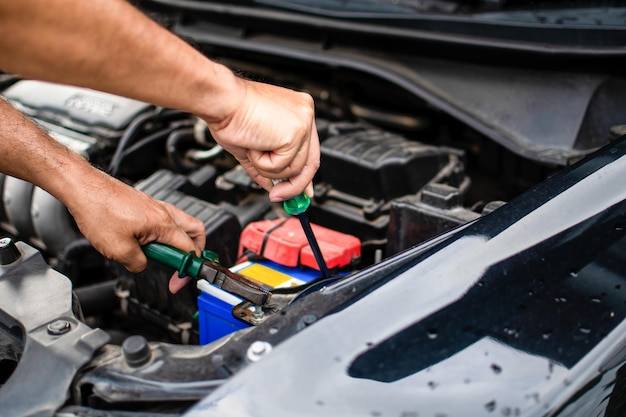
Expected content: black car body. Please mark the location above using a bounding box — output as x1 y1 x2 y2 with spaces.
1 1 626 416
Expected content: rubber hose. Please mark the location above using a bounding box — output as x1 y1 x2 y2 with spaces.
74 280 119 317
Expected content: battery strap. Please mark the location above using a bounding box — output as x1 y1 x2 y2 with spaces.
259 218 289 258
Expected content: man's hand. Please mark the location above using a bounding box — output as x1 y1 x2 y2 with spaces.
65 171 206 294
203 78 320 202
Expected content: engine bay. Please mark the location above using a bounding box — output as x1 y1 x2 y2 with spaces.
0 67 590 414
1 0 626 413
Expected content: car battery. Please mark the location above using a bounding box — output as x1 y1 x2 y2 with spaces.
197 259 322 345
197 280 249 345
197 218 361 344
238 217 361 271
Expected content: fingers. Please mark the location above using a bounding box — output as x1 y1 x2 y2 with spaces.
268 125 320 201
247 144 308 180
110 207 202 276
158 201 206 251
237 158 274 193
158 202 206 294
247 123 312 179
101 237 149 274
169 273 192 294
142 202 205 294
237 109 319 200
248 92 314 179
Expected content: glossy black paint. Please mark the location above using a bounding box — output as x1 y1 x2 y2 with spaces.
350 199 626 382
183 138 626 416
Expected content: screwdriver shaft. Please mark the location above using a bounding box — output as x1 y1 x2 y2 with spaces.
271 179 329 278
297 212 330 279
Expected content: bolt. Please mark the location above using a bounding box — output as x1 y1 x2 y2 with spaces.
47 319 71 336
0 237 21 265
253 306 265 320
246 341 272 362
122 335 151 367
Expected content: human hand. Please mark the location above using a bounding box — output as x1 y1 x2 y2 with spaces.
64 169 205 293
204 78 320 202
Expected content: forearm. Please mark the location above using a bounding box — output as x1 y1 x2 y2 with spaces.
0 97 91 207
0 0 240 123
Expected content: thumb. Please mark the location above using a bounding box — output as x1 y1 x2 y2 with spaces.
169 273 193 294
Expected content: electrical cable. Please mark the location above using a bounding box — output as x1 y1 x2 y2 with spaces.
108 110 158 176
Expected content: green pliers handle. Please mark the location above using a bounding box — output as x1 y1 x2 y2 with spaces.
142 242 218 278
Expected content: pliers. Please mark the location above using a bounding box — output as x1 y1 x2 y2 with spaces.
142 242 328 325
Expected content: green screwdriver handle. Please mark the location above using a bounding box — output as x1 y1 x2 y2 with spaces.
272 179 311 215
142 242 218 278
284 193 310 215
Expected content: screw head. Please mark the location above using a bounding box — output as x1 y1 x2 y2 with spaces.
246 341 272 362
47 319 71 335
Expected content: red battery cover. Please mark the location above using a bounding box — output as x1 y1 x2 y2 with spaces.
238 217 361 270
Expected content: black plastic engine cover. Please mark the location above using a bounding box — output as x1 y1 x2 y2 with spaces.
311 126 468 264
386 185 483 256
319 128 453 201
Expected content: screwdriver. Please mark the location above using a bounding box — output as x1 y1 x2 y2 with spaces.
273 180 330 279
